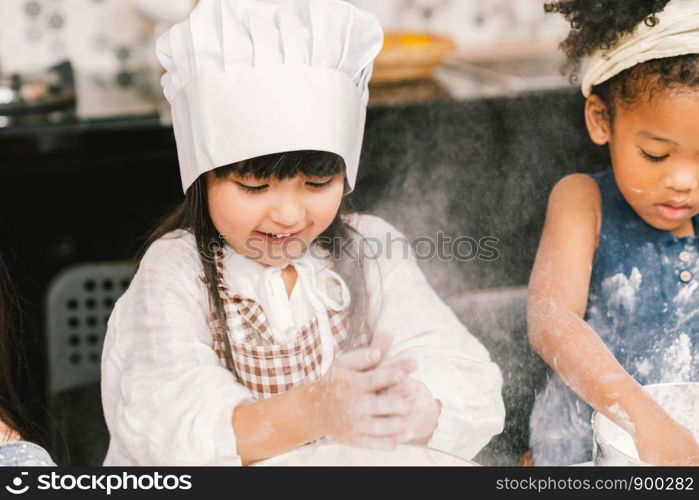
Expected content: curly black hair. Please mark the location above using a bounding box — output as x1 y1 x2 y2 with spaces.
545 0 699 118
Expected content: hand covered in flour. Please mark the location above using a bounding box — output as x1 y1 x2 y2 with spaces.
383 378 441 445
312 333 417 450
635 412 699 466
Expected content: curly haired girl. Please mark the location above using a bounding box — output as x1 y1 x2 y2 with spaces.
528 0 699 465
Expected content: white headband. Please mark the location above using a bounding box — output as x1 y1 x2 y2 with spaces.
581 0 699 97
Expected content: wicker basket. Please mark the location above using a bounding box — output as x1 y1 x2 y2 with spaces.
372 31 457 84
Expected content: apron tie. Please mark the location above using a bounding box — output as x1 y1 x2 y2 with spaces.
262 259 350 343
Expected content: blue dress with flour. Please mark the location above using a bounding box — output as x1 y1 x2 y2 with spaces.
530 169 699 465
0 441 54 466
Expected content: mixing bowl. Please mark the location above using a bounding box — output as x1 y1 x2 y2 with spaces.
592 382 699 465
252 443 478 466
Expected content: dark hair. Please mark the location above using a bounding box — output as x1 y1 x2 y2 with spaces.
0 255 33 441
141 151 370 371
546 0 699 119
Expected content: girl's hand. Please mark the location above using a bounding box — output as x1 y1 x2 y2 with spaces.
313 336 417 449
384 378 441 445
634 412 699 466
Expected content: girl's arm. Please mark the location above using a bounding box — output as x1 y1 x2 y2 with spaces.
231 383 324 466
529 174 699 465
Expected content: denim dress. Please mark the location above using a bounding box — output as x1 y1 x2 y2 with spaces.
0 441 55 466
530 169 699 465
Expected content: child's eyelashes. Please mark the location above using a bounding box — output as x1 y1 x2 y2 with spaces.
639 149 670 163
233 178 334 193
235 181 268 193
306 179 334 189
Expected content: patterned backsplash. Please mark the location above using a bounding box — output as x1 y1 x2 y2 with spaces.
354 0 567 48
0 0 568 73
0 0 157 73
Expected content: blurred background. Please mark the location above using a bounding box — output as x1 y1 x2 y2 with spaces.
1 0 569 72
0 0 571 107
0 0 567 72
0 1 605 466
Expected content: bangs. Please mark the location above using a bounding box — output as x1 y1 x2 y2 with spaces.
214 151 346 181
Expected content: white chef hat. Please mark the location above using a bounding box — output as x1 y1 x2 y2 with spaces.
156 0 384 193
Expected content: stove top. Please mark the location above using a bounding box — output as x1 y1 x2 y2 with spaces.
0 61 165 135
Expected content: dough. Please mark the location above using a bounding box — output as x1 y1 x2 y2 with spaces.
253 444 477 466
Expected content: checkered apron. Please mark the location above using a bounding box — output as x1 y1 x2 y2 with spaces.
203 249 370 400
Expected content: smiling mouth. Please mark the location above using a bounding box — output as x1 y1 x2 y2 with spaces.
254 230 303 242
263 232 294 239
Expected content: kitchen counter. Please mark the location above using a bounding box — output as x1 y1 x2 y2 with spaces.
0 68 163 137
1 50 574 139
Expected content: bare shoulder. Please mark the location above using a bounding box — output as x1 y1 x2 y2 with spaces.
546 173 602 239
549 173 601 207
549 174 601 211
529 174 602 316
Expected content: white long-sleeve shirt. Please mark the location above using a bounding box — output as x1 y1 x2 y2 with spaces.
101 213 504 465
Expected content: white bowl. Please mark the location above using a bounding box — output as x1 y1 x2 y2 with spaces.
252 443 478 466
592 382 699 465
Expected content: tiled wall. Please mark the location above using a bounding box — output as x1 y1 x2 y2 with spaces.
0 0 569 74
353 0 568 48
0 0 157 73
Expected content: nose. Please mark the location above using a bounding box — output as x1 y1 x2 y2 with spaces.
663 165 698 193
269 191 305 227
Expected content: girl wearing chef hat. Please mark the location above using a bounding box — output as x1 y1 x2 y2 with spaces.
101 0 504 466
528 0 699 466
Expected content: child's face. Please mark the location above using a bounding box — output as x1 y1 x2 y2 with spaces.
586 88 699 236
206 171 345 266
